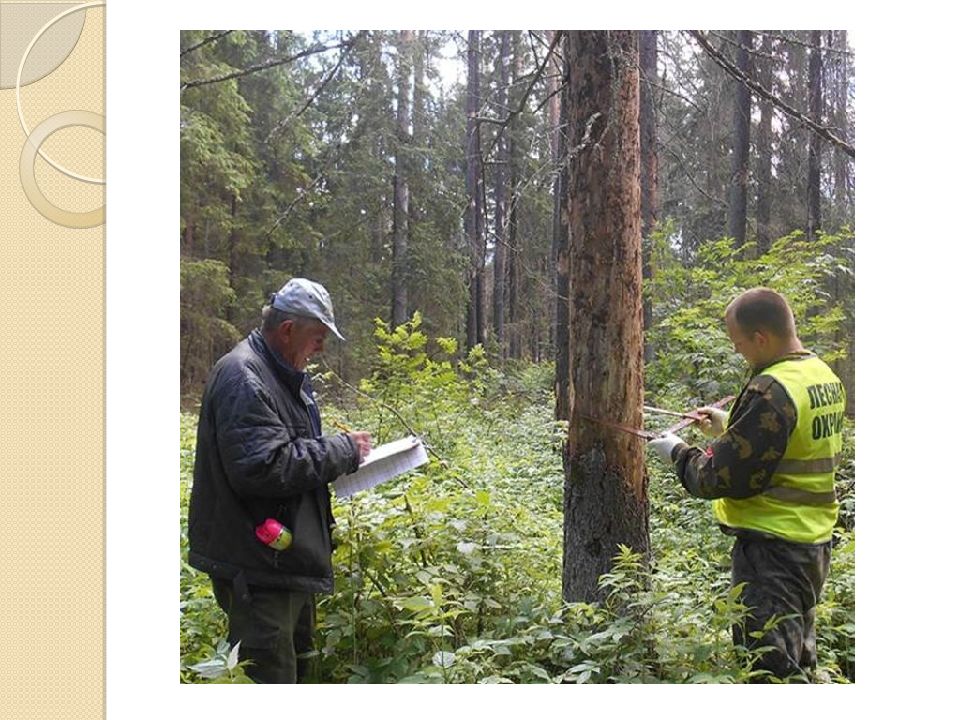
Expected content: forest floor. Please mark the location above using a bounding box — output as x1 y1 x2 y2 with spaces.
180 362 854 683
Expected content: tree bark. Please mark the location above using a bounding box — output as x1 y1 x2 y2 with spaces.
391 30 413 328
410 30 426 227
554 40 571 420
638 30 658 363
831 30 850 219
493 32 509 358
726 30 752 247
546 30 561 354
464 30 482 349
756 31 774 254
806 30 823 240
563 31 649 604
507 31 521 359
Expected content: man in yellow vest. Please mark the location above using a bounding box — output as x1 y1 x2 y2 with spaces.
648 287 845 682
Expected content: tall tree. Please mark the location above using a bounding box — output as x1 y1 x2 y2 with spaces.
464 30 484 349
806 30 823 240
553 38 570 420
755 31 775 254
638 30 658 363
506 30 522 359
726 30 752 246
563 31 649 603
552 34 571 420
545 30 561 352
493 31 509 357
391 30 413 328
830 30 851 221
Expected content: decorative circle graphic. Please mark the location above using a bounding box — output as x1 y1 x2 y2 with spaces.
16 1 106 186
19 111 105 229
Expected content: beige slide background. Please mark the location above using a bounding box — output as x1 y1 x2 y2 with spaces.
0 1 104 717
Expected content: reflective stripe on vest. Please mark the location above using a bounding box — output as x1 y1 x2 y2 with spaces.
713 355 845 544
763 485 837 506
773 453 843 475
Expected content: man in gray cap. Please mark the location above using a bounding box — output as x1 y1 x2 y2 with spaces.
188 277 372 683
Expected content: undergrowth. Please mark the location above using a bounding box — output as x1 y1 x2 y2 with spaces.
180 311 854 683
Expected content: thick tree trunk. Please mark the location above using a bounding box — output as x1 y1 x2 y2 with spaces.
756 32 774 254
806 30 823 240
563 31 649 604
391 30 413 328
493 32 509 358
726 30 752 247
638 30 658 364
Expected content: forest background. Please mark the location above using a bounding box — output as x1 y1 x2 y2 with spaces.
179 29 856 684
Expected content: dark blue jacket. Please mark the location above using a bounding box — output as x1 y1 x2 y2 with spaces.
188 330 359 593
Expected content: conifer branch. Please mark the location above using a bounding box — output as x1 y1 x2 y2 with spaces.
180 39 349 92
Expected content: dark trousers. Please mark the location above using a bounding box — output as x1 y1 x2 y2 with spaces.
730 535 831 681
211 577 317 683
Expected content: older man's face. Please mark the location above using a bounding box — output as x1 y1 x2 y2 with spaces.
281 320 330 371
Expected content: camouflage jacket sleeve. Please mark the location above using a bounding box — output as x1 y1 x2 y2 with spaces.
671 375 797 500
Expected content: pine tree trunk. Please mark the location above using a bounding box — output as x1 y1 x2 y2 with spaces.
756 32 774 254
411 31 426 226
554 42 571 421
832 30 850 220
391 30 413 328
465 30 481 349
546 30 561 353
507 31 521 359
493 32 509 358
726 30 752 247
563 30 649 604
806 30 823 240
638 30 658 364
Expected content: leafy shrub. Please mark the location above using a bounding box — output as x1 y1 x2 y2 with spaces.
645 227 854 407
180 314 854 683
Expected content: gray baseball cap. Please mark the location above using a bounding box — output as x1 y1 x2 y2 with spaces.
271 278 346 340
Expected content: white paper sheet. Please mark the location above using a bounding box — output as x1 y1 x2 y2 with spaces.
332 435 428 498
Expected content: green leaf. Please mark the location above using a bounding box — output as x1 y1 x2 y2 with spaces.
432 651 456 668
226 641 240 670
395 596 433 612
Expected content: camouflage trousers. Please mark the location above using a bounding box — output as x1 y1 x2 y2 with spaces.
730 534 831 682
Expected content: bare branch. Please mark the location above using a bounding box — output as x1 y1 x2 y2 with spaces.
265 175 324 239
662 143 727 208
180 39 350 92
180 30 233 57
265 32 364 143
761 30 855 56
687 30 854 159
711 30 777 62
481 30 564 164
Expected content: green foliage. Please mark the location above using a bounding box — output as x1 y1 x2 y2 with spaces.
180 259 241 400
180 30 476 397
645 227 855 409
180 321 854 683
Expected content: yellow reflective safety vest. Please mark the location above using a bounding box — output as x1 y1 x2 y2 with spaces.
713 355 845 544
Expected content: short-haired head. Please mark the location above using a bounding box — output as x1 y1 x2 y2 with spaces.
724 287 797 339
